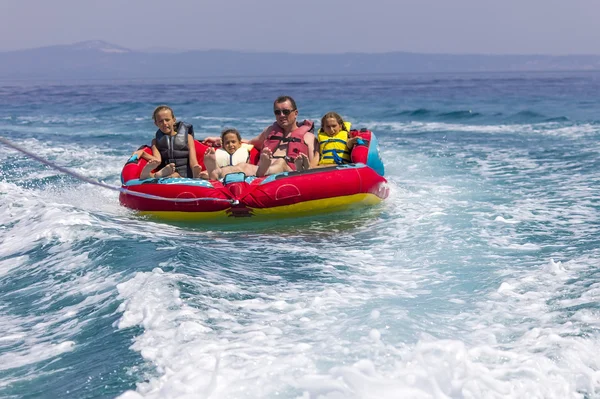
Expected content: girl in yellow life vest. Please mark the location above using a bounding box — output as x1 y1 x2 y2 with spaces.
294 112 360 171
317 112 359 165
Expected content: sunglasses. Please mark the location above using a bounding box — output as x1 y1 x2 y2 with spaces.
274 109 296 116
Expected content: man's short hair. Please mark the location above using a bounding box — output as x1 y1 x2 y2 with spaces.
274 96 297 111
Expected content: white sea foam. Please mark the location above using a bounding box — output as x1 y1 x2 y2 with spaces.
15 115 100 125
494 216 519 224
191 116 238 122
367 120 600 140
114 226 446 398
0 178 136 378
0 340 75 372
115 253 600 398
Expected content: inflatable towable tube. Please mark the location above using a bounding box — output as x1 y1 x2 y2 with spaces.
120 130 388 222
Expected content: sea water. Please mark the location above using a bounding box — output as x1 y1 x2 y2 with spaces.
0 71 599 398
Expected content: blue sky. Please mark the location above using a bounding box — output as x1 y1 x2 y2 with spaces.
2 0 599 54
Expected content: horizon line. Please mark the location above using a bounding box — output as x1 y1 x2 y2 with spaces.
2 40 600 58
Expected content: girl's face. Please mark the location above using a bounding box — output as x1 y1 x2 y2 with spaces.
322 117 342 136
223 132 242 155
154 109 176 135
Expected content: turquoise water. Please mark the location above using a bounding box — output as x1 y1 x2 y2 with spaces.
1 71 600 398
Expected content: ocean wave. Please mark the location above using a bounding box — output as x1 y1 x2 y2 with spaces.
367 120 600 139
510 110 546 120
397 108 432 117
369 108 575 125
544 116 570 123
437 110 482 119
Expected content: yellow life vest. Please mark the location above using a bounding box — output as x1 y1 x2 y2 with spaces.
318 121 352 165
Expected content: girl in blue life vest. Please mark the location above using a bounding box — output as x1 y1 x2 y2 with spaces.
295 112 359 170
151 105 202 179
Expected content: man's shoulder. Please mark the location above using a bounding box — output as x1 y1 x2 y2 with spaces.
303 130 317 139
260 125 274 138
303 131 318 151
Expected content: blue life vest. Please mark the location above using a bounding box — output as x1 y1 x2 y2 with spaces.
155 122 193 177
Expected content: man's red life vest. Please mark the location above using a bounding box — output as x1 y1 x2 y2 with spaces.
263 120 314 170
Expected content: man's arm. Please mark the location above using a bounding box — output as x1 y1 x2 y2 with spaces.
245 127 269 150
203 127 268 149
305 133 320 167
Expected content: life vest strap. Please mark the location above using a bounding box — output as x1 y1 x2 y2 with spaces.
273 155 296 162
267 135 302 144
320 138 348 146
332 151 349 165
322 149 351 155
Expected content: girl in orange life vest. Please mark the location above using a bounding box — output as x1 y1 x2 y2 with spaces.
294 112 359 171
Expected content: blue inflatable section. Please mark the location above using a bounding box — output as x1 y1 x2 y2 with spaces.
366 133 385 176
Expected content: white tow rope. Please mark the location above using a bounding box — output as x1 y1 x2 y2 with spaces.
0 136 235 204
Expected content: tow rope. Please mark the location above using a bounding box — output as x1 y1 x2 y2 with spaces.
0 136 236 204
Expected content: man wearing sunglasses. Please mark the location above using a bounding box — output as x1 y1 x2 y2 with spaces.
204 96 319 179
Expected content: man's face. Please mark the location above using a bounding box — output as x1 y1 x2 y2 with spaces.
273 100 297 130
154 109 176 134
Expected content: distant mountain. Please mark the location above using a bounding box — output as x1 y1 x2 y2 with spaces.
66 40 131 53
1 41 600 80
